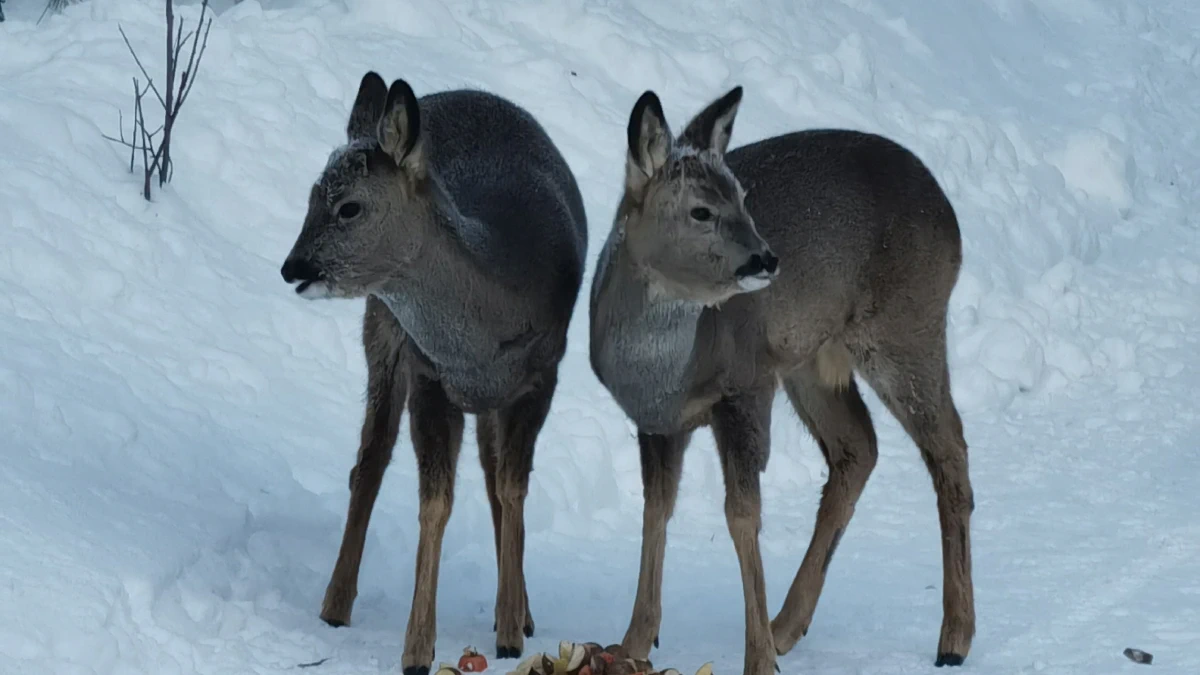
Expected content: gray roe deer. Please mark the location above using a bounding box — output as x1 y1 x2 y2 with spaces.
589 87 974 674
281 72 588 675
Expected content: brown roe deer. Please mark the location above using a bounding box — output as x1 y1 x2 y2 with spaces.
281 72 588 675
588 86 974 674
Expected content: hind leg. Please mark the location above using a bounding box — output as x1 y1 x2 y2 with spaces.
771 364 879 655
856 330 975 667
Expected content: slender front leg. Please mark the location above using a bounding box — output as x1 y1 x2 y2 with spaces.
711 390 777 675
322 296 408 627
479 410 538 642
493 369 558 659
621 430 691 658
479 412 535 639
401 374 465 675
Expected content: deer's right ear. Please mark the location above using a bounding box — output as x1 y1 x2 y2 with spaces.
626 90 673 196
346 71 388 142
377 78 426 175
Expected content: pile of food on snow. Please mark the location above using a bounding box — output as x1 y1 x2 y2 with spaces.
432 641 715 675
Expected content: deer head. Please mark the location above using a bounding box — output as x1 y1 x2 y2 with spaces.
619 86 778 306
281 71 435 300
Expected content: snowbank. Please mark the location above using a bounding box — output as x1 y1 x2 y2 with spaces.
2 0 1197 673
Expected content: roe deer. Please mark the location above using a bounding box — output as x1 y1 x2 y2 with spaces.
281 71 588 675
589 86 974 674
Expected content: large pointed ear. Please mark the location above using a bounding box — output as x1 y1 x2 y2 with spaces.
376 78 425 174
347 71 388 142
626 90 674 196
678 85 743 156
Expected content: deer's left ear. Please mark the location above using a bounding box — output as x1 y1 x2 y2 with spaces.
377 78 427 175
347 71 388 142
625 90 674 197
678 85 743 156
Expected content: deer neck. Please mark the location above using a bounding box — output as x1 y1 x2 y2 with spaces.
589 220 706 434
377 173 534 378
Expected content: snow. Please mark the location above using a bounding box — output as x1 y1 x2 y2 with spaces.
1 0 1198 673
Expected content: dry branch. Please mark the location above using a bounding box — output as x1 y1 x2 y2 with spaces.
104 0 212 201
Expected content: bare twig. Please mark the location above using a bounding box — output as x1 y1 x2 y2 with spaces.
176 10 213 112
37 0 83 25
159 0 212 186
105 0 212 201
160 0 176 186
126 80 136 172
102 124 163 151
118 26 166 109
136 78 153 200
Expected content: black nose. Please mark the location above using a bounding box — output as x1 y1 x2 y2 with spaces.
737 250 779 277
760 250 779 274
281 258 322 283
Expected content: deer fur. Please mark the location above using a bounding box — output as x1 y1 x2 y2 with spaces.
589 87 975 673
281 71 588 675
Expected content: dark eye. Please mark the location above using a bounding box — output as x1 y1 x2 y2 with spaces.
690 207 714 222
337 202 362 220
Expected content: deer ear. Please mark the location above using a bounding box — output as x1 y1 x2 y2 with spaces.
626 90 673 196
678 85 743 156
347 71 388 142
377 78 426 174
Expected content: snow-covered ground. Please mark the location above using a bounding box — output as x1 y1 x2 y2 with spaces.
2 0 1198 673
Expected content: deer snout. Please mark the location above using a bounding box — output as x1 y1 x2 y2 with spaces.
281 258 322 284
735 249 779 293
280 258 333 299
736 250 779 277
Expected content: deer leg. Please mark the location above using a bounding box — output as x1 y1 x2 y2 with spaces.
478 412 503 562
493 369 557 659
859 335 975 667
711 389 777 675
401 374 465 675
771 369 878 654
479 411 536 640
620 430 691 658
477 413 504 633
321 296 408 627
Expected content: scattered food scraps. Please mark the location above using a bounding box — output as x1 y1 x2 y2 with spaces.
460 646 489 672
503 640 714 675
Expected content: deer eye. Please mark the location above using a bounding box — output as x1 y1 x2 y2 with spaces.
690 207 714 222
337 202 362 220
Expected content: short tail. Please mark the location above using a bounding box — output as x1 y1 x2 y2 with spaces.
815 339 854 391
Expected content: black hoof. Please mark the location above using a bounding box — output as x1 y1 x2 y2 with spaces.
935 653 965 667
775 664 781 673
653 636 659 649
403 667 430 675
321 616 346 628
524 623 535 638
497 645 522 659
492 621 497 632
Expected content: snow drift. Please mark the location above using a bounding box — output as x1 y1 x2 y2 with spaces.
1 0 1197 673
